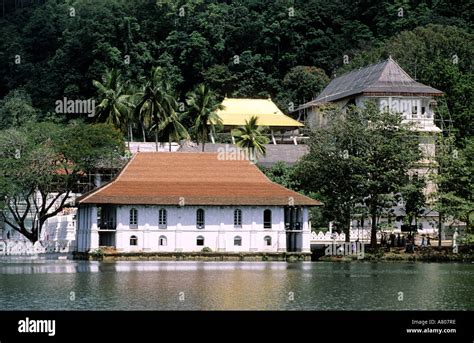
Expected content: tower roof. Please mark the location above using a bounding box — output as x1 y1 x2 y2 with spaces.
299 57 443 109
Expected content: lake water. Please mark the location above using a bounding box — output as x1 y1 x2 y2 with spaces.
0 260 473 310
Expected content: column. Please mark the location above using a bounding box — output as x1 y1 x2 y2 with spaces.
175 222 182 252
218 222 226 252
90 206 99 250
250 215 257 251
301 207 311 253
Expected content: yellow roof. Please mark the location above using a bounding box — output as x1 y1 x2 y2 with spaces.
216 98 303 128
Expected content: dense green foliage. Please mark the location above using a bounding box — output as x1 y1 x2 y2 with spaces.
0 0 472 139
432 136 474 233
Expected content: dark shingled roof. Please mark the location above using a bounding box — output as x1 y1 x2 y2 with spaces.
77 152 320 206
298 57 443 109
178 142 309 168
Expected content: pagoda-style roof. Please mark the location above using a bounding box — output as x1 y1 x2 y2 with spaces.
299 57 443 109
216 98 303 129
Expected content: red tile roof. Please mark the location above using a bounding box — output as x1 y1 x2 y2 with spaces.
78 152 320 206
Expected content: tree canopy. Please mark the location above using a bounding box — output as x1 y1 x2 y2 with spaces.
0 121 126 242
296 103 422 246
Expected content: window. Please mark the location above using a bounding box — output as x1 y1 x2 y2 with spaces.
130 208 138 226
234 209 242 228
196 236 204 246
196 209 205 229
234 236 242 246
159 236 167 246
263 209 272 229
130 235 138 246
264 236 272 246
159 208 167 229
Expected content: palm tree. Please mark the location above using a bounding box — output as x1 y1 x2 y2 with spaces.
135 67 175 151
154 103 190 152
186 84 223 152
123 84 143 145
134 89 151 143
93 69 130 131
231 116 270 162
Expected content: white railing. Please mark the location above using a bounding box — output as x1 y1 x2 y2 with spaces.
0 239 75 256
0 214 77 256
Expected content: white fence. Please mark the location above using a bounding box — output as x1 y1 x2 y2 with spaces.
0 214 76 256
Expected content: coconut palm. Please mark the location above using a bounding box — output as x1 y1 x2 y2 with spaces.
231 116 270 162
93 69 130 130
186 84 223 152
134 67 176 151
153 103 190 152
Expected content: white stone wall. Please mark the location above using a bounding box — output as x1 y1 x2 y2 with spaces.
78 205 312 253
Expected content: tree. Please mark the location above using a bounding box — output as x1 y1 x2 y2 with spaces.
231 116 269 162
296 106 367 242
297 103 421 246
398 175 427 228
186 84 223 152
93 69 130 132
431 135 474 245
154 102 189 152
281 66 329 107
259 161 300 190
134 67 176 151
0 88 37 129
0 121 125 243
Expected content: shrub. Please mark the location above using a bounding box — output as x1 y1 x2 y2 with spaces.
90 248 105 259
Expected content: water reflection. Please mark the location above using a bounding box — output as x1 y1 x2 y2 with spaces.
0 261 473 310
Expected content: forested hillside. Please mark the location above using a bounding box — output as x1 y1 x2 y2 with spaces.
0 0 472 139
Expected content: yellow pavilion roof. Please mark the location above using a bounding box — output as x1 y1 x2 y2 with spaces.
216 98 303 128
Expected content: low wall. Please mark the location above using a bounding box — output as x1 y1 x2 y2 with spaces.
74 251 312 262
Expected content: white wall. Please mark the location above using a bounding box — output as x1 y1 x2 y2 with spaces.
78 205 312 253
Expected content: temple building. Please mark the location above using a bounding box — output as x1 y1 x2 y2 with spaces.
75 152 320 253
214 97 304 145
296 56 444 195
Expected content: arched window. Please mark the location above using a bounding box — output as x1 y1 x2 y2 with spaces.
196 236 204 246
264 236 272 246
159 236 167 246
129 208 138 226
263 209 272 228
130 235 138 246
234 209 242 228
234 236 242 246
196 209 205 229
159 208 167 228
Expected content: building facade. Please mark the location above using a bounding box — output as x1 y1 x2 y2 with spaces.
76 152 320 253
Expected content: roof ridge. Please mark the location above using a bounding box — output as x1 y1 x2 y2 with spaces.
78 152 138 203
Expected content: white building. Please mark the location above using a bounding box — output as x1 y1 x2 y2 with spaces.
297 56 444 196
76 152 320 253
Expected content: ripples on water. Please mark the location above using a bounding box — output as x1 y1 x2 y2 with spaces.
0 259 473 311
